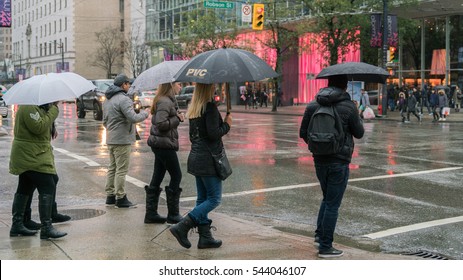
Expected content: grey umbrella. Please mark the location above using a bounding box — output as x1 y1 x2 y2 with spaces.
173 48 279 112
316 62 390 84
131 60 188 92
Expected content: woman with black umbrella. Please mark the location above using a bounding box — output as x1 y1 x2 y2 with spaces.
170 83 232 249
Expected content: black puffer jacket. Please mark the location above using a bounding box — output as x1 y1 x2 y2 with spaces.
299 86 364 164
187 102 230 176
147 95 180 151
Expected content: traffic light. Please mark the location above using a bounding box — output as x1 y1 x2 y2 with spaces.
252 4 265 30
389 46 396 62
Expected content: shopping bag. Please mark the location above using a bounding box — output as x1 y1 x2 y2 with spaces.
362 107 375 120
443 107 450 116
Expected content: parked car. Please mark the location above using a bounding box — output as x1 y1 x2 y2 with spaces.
134 90 156 108
0 95 8 118
176 85 221 109
76 79 113 120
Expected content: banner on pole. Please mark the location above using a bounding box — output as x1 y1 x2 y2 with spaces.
387 15 398 48
0 0 11 27
370 14 382 48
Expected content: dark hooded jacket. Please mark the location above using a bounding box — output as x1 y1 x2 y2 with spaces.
299 86 364 163
187 102 230 177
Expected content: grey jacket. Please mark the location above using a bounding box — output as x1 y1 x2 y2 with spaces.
103 85 149 145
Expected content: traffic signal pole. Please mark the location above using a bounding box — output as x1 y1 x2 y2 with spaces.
381 0 388 116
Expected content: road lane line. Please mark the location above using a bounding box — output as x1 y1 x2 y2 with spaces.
348 167 462 182
125 175 146 188
363 216 463 239
54 147 100 167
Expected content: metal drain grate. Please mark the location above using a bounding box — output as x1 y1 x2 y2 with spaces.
400 250 450 260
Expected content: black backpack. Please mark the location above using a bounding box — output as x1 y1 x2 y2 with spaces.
307 105 345 155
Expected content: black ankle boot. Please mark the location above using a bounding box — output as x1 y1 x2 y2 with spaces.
165 187 183 224
10 193 38 237
39 194 67 239
169 215 196 248
197 221 222 249
144 185 166 224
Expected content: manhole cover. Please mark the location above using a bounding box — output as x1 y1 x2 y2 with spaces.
55 208 106 221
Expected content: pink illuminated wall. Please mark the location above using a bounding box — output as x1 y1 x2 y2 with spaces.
235 31 360 104
298 34 360 103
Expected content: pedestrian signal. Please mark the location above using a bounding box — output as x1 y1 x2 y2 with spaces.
252 4 264 30
389 46 396 62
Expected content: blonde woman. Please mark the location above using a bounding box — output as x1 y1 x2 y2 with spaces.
146 82 184 224
170 83 232 249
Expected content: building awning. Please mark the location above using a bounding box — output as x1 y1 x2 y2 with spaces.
391 0 463 19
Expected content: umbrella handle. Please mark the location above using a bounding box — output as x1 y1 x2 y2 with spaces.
226 83 231 113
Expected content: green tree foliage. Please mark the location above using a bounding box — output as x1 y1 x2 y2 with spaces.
177 9 241 58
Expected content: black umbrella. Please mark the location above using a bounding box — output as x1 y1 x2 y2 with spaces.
316 62 390 84
173 48 279 112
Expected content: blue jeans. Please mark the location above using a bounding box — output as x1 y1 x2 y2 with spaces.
314 163 349 250
188 176 222 225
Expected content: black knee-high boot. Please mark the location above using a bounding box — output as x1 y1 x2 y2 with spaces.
51 188 71 223
23 195 42 230
165 186 183 224
10 193 38 237
144 185 167 224
39 193 67 240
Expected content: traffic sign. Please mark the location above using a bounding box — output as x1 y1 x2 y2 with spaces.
242 4 252 23
204 1 235 9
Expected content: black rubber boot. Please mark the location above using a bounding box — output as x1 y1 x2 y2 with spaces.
39 194 67 240
169 215 196 249
144 185 166 224
23 206 42 230
197 221 222 249
51 202 71 223
10 193 38 237
165 187 183 224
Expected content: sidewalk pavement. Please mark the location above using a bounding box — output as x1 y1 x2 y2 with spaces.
221 104 463 123
0 104 425 260
0 204 421 260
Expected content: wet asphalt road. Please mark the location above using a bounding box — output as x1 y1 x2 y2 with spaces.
1 103 462 259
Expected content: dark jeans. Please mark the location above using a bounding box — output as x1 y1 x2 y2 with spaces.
17 171 56 197
188 176 222 225
314 163 349 251
150 148 182 190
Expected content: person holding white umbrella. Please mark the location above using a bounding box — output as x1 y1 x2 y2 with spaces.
9 102 67 239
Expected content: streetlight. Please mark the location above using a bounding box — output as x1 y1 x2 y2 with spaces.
57 42 65 72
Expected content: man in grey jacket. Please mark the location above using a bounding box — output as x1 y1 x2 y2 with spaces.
103 74 149 208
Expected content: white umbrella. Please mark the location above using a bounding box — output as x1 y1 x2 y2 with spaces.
131 60 188 93
3 72 96 105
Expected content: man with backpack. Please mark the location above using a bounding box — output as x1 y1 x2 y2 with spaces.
299 75 364 258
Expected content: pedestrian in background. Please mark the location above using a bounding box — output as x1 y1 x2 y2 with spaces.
170 83 232 249
145 82 184 224
299 75 364 258
397 92 407 122
9 103 67 239
359 89 370 119
429 88 439 122
453 85 461 113
406 90 421 122
103 74 149 208
437 89 448 121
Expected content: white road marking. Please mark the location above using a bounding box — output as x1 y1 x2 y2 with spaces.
363 216 463 239
53 147 463 236
54 147 100 167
